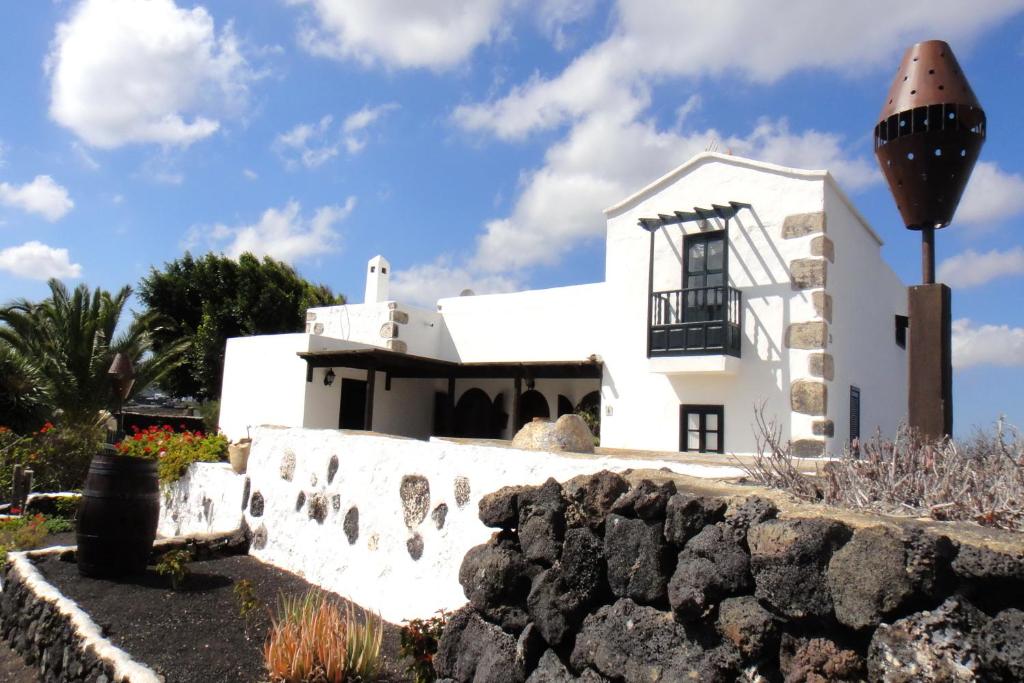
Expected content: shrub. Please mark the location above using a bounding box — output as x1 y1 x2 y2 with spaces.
264 590 383 683
0 514 51 564
115 425 227 484
400 611 448 683
235 578 259 620
740 407 1024 532
155 548 192 590
0 421 102 500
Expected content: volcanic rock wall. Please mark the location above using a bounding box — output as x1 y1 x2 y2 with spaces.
437 472 1024 682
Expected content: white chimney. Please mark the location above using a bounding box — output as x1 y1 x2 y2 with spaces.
364 255 390 304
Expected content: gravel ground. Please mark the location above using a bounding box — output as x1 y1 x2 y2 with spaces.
34 554 410 683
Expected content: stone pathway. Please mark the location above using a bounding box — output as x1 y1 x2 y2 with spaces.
0 639 37 683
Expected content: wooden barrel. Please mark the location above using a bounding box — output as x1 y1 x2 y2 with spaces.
76 454 160 578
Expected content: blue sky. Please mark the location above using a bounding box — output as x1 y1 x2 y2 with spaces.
0 1 1022 433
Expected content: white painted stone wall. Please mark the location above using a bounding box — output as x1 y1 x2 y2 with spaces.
217 427 742 623
157 462 246 538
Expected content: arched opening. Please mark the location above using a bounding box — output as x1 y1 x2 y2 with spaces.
557 394 574 417
517 390 550 430
454 388 495 438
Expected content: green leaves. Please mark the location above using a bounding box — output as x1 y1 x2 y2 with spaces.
137 252 344 400
0 279 185 424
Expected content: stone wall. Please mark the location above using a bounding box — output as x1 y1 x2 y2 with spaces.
0 549 161 683
437 472 1024 682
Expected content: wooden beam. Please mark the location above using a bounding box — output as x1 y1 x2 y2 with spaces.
446 377 456 436
512 376 522 434
364 367 376 431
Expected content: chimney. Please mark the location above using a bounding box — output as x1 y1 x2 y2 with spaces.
364 255 390 304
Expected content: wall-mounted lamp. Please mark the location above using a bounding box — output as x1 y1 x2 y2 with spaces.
323 369 336 387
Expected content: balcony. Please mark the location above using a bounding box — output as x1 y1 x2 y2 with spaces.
648 286 742 359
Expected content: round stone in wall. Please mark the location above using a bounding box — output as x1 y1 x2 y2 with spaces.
253 524 268 550
296 491 306 512
310 473 318 487
331 494 341 512
454 476 471 509
400 475 430 529
241 477 251 511
280 450 296 481
344 506 359 545
327 455 339 484
308 493 327 524
407 533 424 561
432 503 448 530
249 491 264 517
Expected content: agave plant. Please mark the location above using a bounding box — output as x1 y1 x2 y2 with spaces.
0 279 187 425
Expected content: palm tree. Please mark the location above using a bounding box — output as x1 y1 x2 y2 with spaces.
0 279 187 425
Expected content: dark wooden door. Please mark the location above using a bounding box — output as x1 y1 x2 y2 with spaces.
339 378 367 430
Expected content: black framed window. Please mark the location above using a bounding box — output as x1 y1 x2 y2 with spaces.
850 386 861 445
680 405 724 454
895 315 908 349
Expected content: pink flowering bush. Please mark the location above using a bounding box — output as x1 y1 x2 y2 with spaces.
116 424 227 484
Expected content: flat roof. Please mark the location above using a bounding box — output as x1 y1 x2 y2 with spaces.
297 348 602 380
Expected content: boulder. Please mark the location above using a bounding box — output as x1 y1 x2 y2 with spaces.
827 526 954 630
563 471 629 531
526 651 609 683
779 634 865 683
664 493 727 547
951 544 1024 609
459 543 537 632
527 528 605 647
668 524 751 621
724 496 778 530
609 479 676 520
868 597 989 682
435 608 526 683
570 599 740 683
604 515 670 606
977 608 1024 682
518 479 567 565
512 415 595 454
747 518 851 619
516 623 545 674
716 596 777 661
480 485 528 530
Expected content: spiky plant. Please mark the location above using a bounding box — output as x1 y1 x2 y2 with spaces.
0 279 187 424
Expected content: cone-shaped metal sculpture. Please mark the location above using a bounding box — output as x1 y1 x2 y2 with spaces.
874 40 985 234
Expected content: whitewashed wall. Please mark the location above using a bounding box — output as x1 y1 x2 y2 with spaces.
170 427 736 623
158 463 246 537
824 184 908 446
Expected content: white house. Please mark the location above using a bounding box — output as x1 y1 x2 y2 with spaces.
218 153 908 457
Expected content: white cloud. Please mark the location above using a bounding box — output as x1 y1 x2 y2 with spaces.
0 175 75 222
342 103 398 153
289 0 507 70
953 318 1024 369
956 162 1024 227
275 105 398 167
242 168 258 180
0 241 82 280
473 114 877 272
71 141 100 170
455 1 1022 140
0 141 6 168
390 258 520 308
48 0 255 148
536 0 597 51
938 246 1024 288
275 115 339 169
191 198 356 263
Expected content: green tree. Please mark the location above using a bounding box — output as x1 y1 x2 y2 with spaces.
0 280 185 425
138 252 344 400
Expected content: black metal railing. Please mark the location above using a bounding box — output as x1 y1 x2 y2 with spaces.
649 286 742 357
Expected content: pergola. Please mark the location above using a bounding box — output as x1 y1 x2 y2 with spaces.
297 348 602 434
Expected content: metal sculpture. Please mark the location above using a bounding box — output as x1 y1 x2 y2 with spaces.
873 40 985 440
874 40 986 283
